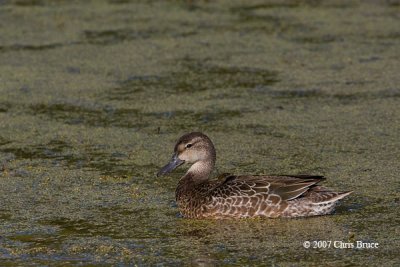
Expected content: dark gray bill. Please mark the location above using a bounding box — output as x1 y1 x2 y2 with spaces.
157 153 184 177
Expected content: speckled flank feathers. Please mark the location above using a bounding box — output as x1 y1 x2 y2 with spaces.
158 132 352 219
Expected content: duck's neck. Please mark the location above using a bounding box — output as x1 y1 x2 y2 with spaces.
176 160 213 203
178 160 214 186
188 160 214 180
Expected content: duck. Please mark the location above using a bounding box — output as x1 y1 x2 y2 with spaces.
157 132 352 219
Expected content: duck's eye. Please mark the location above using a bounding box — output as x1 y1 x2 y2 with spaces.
185 143 192 149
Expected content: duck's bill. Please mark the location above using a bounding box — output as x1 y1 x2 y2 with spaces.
157 153 184 177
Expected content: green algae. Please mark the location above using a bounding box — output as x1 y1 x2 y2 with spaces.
0 0 399 265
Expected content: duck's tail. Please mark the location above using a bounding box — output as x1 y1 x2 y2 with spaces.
313 190 353 204
285 188 353 217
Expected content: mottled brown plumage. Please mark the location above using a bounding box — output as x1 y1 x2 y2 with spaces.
157 132 352 219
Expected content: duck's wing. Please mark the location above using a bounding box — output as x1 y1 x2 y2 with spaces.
210 174 325 201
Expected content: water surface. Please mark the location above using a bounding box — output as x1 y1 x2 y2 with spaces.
0 0 399 265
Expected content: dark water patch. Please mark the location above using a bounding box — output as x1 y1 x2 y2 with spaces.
146 109 243 130
0 210 12 220
0 152 15 173
51 142 132 175
39 218 110 238
0 138 12 148
359 56 381 63
96 206 155 233
11 0 72 6
266 88 322 98
2 129 158 175
0 102 11 112
387 1 400 7
0 139 141 176
85 152 132 176
39 207 171 240
230 5 311 34
83 27 195 45
20 85 31 94
231 2 300 12
108 63 278 100
184 64 279 91
234 10 282 25
336 88 400 100
339 201 364 214
344 80 374 86
109 75 164 98
9 234 60 246
12 0 44 6
0 139 91 172
108 0 132 4
256 88 400 103
177 1 215 12
245 124 286 137
1 139 72 161
179 228 211 239
149 109 242 122
8 168 31 177
231 1 356 12
0 43 64 52
30 102 143 128
292 34 339 44
373 32 400 40
66 66 81 74
84 29 153 45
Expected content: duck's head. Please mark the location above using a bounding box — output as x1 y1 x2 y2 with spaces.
157 132 216 177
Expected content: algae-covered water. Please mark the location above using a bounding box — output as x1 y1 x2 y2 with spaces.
0 0 399 265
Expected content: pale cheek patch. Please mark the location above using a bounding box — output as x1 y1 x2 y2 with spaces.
181 150 203 163
190 150 207 162
178 150 194 162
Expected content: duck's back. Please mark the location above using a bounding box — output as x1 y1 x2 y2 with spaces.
177 174 351 219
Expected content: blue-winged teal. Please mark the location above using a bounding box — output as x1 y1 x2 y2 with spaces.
157 132 352 219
